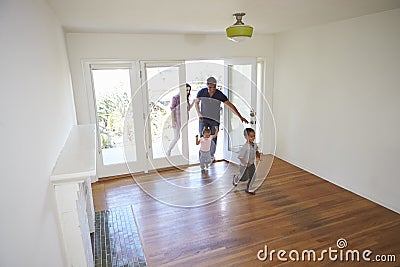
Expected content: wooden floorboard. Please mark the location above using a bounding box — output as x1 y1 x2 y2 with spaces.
92 157 400 267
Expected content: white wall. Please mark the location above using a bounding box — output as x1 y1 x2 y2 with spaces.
66 33 276 176
274 9 400 213
0 0 77 266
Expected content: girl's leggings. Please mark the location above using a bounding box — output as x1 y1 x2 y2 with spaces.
239 163 256 190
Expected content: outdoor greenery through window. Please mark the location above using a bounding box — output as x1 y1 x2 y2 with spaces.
92 68 133 165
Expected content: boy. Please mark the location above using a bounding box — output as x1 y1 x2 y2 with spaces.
196 126 218 172
233 128 261 194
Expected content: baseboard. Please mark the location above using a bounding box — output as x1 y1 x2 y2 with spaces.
97 160 229 181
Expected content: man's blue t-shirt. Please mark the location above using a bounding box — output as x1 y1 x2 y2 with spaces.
197 88 228 122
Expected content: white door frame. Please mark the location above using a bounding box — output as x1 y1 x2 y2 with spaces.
223 58 257 164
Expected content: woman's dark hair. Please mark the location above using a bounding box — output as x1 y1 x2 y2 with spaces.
186 83 191 101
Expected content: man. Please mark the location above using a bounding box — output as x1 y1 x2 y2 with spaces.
195 76 249 161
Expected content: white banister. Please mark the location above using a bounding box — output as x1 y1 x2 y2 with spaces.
51 124 97 267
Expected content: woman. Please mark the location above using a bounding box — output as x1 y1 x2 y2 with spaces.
166 83 194 156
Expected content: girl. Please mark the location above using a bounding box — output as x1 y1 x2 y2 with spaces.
233 128 261 194
196 126 218 172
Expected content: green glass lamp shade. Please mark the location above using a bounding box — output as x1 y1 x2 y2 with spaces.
226 25 253 42
226 13 253 42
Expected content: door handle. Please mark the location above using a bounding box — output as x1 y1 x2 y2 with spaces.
250 109 256 124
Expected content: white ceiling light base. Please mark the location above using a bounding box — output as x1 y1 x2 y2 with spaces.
226 13 253 42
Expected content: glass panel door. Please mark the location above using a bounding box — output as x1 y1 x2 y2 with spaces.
141 61 188 170
85 62 145 177
185 60 225 163
223 58 257 164
91 68 132 165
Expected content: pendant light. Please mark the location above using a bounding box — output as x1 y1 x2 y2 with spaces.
226 13 253 42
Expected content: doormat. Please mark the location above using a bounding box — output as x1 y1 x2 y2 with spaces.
93 205 147 267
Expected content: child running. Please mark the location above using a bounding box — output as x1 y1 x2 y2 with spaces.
196 126 218 172
233 128 261 195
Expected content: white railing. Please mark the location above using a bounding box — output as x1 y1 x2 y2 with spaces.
51 124 97 267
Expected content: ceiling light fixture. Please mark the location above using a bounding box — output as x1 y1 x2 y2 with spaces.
226 13 253 42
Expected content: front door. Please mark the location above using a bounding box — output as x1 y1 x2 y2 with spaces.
85 62 146 177
140 61 188 170
85 61 188 177
223 58 257 164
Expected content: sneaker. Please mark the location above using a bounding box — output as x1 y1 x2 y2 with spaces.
232 175 239 186
245 189 256 195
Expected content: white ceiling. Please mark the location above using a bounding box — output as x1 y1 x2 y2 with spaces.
46 0 400 35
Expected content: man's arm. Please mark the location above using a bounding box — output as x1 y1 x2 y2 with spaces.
194 98 203 121
211 126 219 139
224 100 249 124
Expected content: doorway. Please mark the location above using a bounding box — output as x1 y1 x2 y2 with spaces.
223 58 259 164
85 59 259 178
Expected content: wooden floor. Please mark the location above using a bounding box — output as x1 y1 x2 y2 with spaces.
92 157 400 267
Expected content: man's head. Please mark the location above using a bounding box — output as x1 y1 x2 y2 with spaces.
206 77 217 93
207 77 217 85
